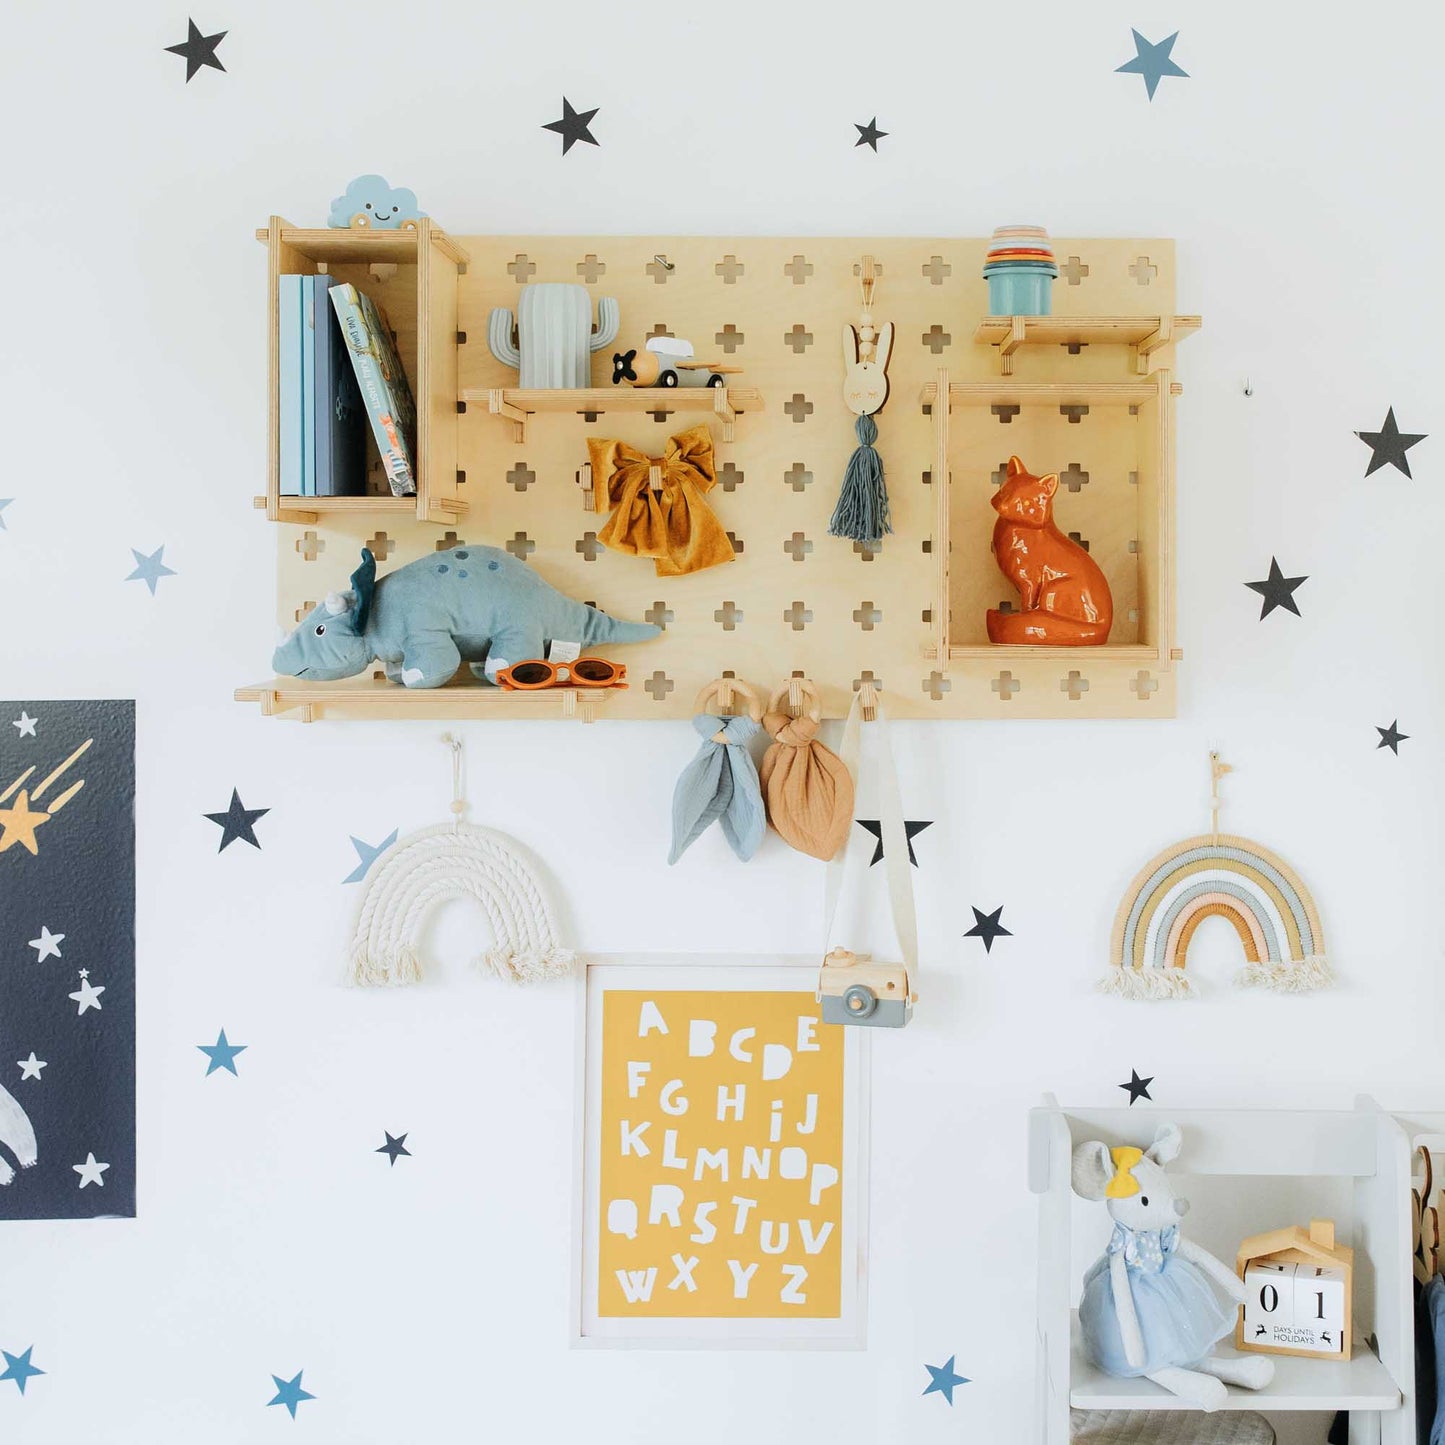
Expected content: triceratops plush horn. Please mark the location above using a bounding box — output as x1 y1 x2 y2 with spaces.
324 592 350 616
350 548 377 632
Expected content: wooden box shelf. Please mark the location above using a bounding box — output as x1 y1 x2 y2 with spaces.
973 314 1200 375
462 386 764 444
258 216 469 525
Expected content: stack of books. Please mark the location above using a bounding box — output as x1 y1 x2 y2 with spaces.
278 277 417 498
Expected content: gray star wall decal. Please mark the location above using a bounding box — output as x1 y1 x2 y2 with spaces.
165 19 227 82
543 97 599 154
1355 407 1426 478
1245 558 1307 619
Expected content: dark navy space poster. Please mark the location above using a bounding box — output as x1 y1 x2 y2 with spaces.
0 700 135 1218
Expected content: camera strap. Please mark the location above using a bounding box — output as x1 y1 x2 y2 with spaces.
821 690 919 987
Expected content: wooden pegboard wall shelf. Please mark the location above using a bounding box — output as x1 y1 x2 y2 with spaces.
464 385 765 444
247 232 1196 721
973 314 1201 375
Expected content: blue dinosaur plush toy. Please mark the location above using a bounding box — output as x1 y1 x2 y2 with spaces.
273 546 660 688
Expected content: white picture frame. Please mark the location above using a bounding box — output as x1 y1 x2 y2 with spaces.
571 954 870 1349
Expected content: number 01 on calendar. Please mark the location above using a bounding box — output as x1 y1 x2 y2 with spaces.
1235 1219 1354 1360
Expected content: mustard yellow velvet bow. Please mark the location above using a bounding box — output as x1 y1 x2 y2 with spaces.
1107 1146 1144 1198
587 424 736 577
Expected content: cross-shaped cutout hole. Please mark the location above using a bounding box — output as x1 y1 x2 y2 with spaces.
644 671 674 702
647 408 673 424
922 324 951 354
1128 539 1139 554
1060 463 1089 492
1129 256 1157 286
853 601 882 631
576 409 602 422
921 608 931 624
920 539 932 554
1062 341 1088 356
726 531 744 556
923 671 951 700
576 254 606 284
576 532 603 562
715 255 744 284
715 324 744 354
1067 531 1090 553
992 404 1021 424
718 462 744 492
1128 470 1139 486
992 670 1021 701
922 470 931 486
783 255 813 285
297 530 325 561
293 599 317 622
1059 255 1089 285
505 531 535 562
784 324 813 353
855 669 883 693
1130 670 1159 701
783 600 813 631
1061 670 1090 701
507 253 536 282
991 462 1010 487
646 322 673 340
645 258 673 285
434 531 464 552
507 463 536 492
783 532 812 562
364 531 394 561
714 601 742 631
853 539 881 562
784 463 812 492
1059 404 1089 424
852 261 884 277
644 601 673 630
784 393 814 423
922 255 951 285
456 331 467 346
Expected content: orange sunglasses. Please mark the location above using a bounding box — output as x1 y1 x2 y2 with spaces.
495 657 628 691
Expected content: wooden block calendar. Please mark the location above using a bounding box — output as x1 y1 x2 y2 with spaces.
1236 1219 1353 1360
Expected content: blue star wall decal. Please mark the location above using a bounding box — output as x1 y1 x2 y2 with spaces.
376 1131 411 1165
1116 29 1189 100
268 1370 316 1419
344 828 398 883
198 1029 247 1076
922 1355 969 1404
126 545 177 595
0 1346 44 1394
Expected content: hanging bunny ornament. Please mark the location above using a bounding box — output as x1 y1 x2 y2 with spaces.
828 256 893 547
1073 1123 1275 1411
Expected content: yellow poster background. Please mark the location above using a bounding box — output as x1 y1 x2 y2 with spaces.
598 989 846 1319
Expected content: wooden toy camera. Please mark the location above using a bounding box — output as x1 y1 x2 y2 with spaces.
817 948 914 1029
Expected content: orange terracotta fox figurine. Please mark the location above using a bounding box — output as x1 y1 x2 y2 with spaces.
986 455 1113 645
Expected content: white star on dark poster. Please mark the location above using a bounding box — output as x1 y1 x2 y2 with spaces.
0 700 134 1218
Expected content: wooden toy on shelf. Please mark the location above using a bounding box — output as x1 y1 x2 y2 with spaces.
1237 1219 1354 1360
986 455 1114 645
610 336 742 389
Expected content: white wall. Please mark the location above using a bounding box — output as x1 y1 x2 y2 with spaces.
3 0 1442 1439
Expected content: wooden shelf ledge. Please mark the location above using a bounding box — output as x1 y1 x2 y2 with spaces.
1068 1313 1399 1413
235 674 618 724
921 378 1177 409
253 223 469 268
974 314 1201 375
460 386 765 444
942 643 1163 662
251 494 465 524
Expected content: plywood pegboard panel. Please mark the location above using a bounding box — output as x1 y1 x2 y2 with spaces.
263 235 1189 720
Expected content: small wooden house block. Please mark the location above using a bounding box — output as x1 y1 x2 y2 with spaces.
1236 1218 1353 1360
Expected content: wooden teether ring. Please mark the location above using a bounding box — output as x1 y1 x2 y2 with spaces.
694 677 762 722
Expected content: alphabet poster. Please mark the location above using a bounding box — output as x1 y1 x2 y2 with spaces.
578 959 868 1346
0 700 135 1219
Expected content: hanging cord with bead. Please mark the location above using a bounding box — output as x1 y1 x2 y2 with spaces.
445 732 466 829
1208 750 1232 841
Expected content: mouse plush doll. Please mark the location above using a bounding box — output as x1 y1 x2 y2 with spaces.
1072 1123 1274 1412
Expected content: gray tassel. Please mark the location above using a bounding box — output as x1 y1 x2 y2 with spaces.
828 414 891 545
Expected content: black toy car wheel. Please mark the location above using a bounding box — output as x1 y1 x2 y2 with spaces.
707 373 726 388
659 371 678 388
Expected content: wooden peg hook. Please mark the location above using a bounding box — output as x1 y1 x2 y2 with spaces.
767 678 821 722
858 679 880 722
694 676 762 722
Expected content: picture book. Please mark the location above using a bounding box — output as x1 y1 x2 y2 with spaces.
310 275 367 498
278 275 304 496
328 283 417 496
300 276 316 496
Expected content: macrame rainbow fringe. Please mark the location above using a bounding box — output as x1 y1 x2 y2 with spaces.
1100 832 1332 1001
346 821 575 987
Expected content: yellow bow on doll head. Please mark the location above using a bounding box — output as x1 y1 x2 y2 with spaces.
1106 1146 1144 1198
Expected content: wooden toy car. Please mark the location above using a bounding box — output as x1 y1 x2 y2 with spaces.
817 948 914 1029
611 337 743 389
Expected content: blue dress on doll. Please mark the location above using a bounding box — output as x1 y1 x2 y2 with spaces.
1079 1223 1234 1376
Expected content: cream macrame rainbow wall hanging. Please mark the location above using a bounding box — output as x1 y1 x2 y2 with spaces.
1100 755 1331 1000
346 737 576 987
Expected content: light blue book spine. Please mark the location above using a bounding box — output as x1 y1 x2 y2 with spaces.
300 277 317 496
278 275 304 496
311 277 335 496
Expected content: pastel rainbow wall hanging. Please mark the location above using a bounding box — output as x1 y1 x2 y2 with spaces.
1100 755 1332 1000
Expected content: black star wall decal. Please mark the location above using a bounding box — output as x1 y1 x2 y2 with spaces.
165 19 227 82
856 819 931 866
1119 1070 1154 1105
963 906 1011 953
1376 721 1409 755
854 118 888 151
543 97 600 154
1245 558 1308 619
204 789 269 851
1355 407 1426 478
376 1132 411 1166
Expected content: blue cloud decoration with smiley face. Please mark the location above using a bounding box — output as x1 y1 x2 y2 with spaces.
327 176 426 230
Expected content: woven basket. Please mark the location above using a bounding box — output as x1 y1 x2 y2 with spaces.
1070 1409 1275 1444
